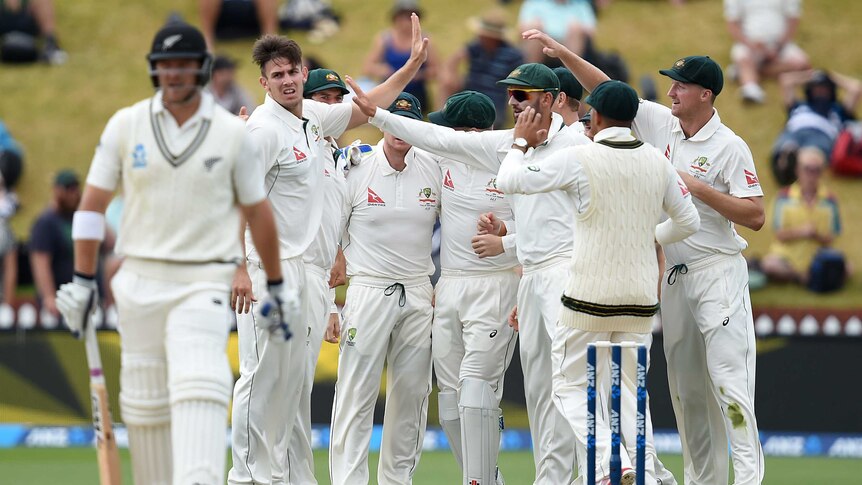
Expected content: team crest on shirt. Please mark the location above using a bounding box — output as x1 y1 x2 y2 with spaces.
485 177 504 201
346 327 357 346
203 156 222 172
293 146 307 162
310 124 321 142
418 187 437 209
443 169 455 191
367 187 385 206
689 156 710 177
132 143 147 169
744 169 760 188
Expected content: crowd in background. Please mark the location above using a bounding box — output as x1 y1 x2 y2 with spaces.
0 0 859 317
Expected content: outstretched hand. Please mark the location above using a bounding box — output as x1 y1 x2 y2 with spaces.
521 29 567 59
346 76 377 118
513 106 548 148
408 13 430 67
238 106 249 121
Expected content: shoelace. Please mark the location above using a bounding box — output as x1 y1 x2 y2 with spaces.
666 263 689 285
384 282 406 307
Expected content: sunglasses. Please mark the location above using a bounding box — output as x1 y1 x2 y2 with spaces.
508 88 549 102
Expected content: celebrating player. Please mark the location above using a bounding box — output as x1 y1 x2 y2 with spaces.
229 13 429 485
55 21 290 485
496 80 700 484
523 28 767 485
349 62 587 484
329 92 441 484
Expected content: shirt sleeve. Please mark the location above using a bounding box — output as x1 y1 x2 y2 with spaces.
632 100 673 151
655 162 701 245
246 122 280 176
232 130 267 206
496 148 581 195
501 233 517 254
370 108 508 173
722 138 764 198
86 109 128 191
308 100 352 139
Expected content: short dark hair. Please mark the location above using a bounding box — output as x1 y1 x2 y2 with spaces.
252 35 303 76
566 95 580 111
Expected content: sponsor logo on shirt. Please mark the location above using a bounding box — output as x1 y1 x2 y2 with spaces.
324 168 331 178
526 165 540 172
367 187 385 206
678 180 690 197
485 177 504 201
132 143 147 169
744 169 760 188
293 146 307 162
418 187 437 209
443 169 455 191
664 144 671 159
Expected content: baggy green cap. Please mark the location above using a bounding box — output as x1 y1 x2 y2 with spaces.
659 55 724 96
584 80 639 121
428 90 496 129
304 68 350 97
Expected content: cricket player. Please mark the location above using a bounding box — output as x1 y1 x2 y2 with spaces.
523 30 767 485
496 81 700 485
284 68 352 485
426 91 519 485
329 93 441 485
229 15 430 485
350 63 587 484
552 66 587 131
55 21 292 485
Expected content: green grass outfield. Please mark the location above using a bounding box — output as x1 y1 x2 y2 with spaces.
1 448 860 484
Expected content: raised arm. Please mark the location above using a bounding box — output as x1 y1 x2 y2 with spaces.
521 29 610 93
347 13 429 129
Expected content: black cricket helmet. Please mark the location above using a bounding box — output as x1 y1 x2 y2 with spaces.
147 21 212 88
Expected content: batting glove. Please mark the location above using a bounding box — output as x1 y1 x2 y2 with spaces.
259 280 301 341
56 274 99 339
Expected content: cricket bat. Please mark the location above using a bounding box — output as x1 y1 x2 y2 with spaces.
84 324 122 485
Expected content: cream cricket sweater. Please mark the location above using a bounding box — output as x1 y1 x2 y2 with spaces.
559 139 669 333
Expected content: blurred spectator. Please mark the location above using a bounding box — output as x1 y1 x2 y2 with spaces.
518 0 597 62
0 119 21 305
0 0 66 64
29 169 80 317
439 8 523 128
363 0 440 111
551 66 586 129
761 147 845 287
206 55 256 115
771 70 862 185
199 0 278 51
724 0 810 104
278 0 339 44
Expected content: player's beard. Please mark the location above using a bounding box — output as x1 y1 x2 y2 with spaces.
162 83 201 107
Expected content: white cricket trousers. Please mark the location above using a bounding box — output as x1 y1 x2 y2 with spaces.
432 268 519 399
552 327 667 485
518 258 577 484
229 257 308 485
112 260 234 485
661 254 764 485
329 275 433 485
286 263 333 485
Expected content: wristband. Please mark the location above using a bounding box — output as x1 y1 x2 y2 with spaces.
71 211 106 241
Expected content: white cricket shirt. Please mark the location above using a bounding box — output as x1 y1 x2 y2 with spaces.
370 108 591 268
341 141 442 279
303 138 349 270
244 95 351 262
724 0 800 45
87 91 265 265
632 100 764 265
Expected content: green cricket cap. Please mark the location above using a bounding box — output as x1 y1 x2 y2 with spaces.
584 80 639 121
388 92 423 120
553 67 583 100
659 55 724 96
54 169 80 188
496 63 560 92
428 90 496 129
304 68 350 97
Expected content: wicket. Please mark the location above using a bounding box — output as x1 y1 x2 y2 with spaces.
586 341 647 485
